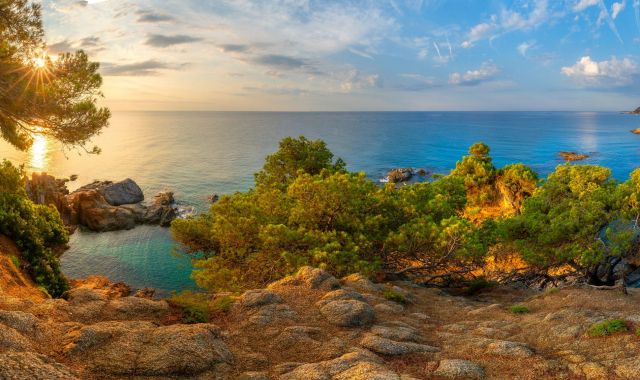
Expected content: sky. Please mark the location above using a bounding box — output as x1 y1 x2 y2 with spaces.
41 0 640 111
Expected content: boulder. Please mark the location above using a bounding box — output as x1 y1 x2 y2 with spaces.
101 178 144 206
0 310 39 335
387 168 413 183
485 340 534 358
319 299 375 327
0 326 33 351
68 190 137 231
0 351 78 380
64 321 232 376
359 333 438 355
269 266 340 291
433 359 486 380
240 289 282 308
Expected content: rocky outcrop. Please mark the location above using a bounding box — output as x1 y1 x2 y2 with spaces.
625 106 640 115
387 168 413 183
3 261 640 379
559 151 589 161
27 176 181 232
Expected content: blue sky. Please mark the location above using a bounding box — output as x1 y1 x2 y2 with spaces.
42 0 640 111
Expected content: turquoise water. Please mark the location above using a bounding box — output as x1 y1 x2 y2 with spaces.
2 111 640 294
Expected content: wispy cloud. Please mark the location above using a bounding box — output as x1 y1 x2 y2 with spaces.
145 34 203 47
101 60 187 76
136 10 175 23
449 61 500 86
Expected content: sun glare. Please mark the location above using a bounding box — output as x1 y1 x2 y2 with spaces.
33 57 46 68
30 134 48 170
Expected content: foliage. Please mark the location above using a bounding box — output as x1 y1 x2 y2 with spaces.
255 136 346 189
500 165 619 269
174 138 493 292
497 163 539 212
0 0 109 151
169 291 236 323
636 326 640 338
451 142 497 206
382 288 407 304
587 319 627 337
509 305 530 314
0 160 69 296
9 254 20 268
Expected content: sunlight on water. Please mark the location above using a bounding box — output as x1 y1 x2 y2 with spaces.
29 133 48 171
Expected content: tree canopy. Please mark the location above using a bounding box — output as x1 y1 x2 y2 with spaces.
0 0 109 151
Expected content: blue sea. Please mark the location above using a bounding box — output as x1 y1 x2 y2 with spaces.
2 111 640 295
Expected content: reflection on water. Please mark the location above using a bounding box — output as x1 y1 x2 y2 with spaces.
29 134 48 170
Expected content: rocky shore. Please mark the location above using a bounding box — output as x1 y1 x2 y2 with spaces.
25 174 180 232
1 245 640 379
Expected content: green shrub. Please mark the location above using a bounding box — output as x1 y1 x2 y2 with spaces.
509 305 530 314
383 289 407 304
587 319 627 337
169 291 212 323
8 254 20 268
635 326 640 338
0 161 69 297
169 291 236 324
210 295 235 313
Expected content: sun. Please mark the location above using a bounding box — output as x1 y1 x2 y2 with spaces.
33 57 46 68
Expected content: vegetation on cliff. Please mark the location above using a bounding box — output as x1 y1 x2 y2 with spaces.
0 160 68 296
173 136 640 293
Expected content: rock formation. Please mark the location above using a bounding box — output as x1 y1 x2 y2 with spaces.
558 151 589 162
25 176 180 232
387 168 414 183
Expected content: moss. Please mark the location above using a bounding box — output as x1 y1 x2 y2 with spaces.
8 254 20 268
383 289 407 304
509 305 530 314
587 319 627 337
169 291 236 324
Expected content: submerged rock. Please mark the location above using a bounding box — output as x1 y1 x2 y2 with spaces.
559 151 589 161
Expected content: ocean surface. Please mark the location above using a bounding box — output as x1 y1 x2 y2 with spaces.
2 111 640 295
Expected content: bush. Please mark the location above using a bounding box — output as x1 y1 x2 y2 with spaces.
636 326 640 338
173 138 499 292
509 305 530 314
0 161 69 297
169 291 212 323
587 319 627 337
383 289 407 304
169 291 236 324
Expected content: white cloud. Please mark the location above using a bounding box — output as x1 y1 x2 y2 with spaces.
517 40 536 56
449 61 499 86
573 0 599 12
461 0 550 47
340 70 382 92
561 56 639 87
612 1 626 19
461 22 496 48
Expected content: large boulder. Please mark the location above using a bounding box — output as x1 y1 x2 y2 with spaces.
68 190 137 231
0 351 78 380
433 359 486 380
101 178 144 206
64 321 232 376
319 299 375 327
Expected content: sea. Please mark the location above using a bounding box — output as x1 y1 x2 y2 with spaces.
1 111 640 295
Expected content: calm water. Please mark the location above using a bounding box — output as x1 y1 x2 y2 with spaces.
2 111 640 294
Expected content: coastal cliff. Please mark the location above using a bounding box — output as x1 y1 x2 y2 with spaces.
2 236 640 379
